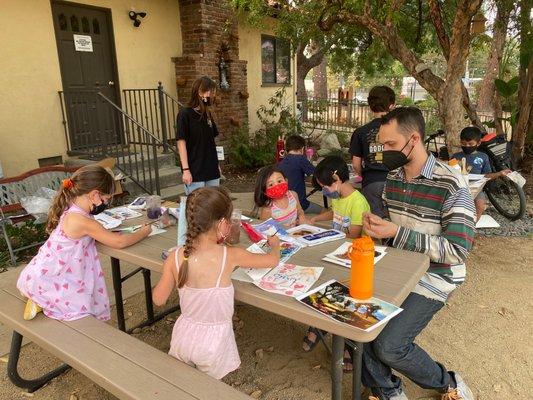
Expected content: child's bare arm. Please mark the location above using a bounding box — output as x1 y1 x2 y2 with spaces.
309 209 333 224
227 236 280 270
259 206 272 220
485 169 511 180
153 251 178 306
65 214 151 248
292 191 307 225
346 224 363 239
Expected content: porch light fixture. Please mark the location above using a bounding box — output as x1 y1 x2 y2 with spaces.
219 57 230 91
129 11 146 27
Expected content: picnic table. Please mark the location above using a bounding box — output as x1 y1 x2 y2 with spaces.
97 206 429 400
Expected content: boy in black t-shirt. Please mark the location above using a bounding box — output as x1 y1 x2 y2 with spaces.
349 86 395 217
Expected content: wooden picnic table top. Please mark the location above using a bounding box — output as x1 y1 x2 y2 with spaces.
97 205 429 343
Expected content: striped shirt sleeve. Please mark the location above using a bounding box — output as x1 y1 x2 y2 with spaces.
392 186 476 264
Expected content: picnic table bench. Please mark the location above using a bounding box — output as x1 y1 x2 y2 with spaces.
0 165 79 265
0 274 250 399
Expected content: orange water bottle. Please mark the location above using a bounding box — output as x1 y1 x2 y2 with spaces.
348 236 374 300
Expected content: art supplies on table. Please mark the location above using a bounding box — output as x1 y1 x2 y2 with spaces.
246 240 303 263
286 224 326 240
111 223 166 237
232 266 272 283
254 263 323 297
128 196 147 210
475 214 500 229
295 229 346 247
103 206 143 220
297 279 402 332
322 242 387 267
241 221 264 243
177 196 187 246
251 218 289 240
148 226 166 237
94 213 122 230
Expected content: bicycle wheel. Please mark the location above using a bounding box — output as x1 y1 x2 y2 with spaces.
485 177 526 221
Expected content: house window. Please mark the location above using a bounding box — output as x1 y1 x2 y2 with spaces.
261 35 290 85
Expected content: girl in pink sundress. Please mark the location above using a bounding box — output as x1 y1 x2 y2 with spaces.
17 165 151 321
153 187 280 379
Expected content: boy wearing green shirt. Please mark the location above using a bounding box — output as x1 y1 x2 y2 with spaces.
309 156 370 238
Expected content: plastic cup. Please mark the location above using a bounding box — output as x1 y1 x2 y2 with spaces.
146 195 162 219
226 209 242 245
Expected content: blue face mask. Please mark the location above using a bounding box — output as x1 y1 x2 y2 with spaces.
322 186 340 199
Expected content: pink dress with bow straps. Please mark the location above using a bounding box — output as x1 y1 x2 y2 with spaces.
17 204 110 321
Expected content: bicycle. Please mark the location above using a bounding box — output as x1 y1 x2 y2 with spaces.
425 130 526 221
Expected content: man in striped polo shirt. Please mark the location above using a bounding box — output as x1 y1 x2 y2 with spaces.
361 107 476 400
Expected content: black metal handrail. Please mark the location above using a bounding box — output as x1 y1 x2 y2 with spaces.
122 83 183 153
58 88 179 195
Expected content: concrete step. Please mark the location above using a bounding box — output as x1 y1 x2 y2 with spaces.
123 166 182 196
66 151 176 171
161 184 185 201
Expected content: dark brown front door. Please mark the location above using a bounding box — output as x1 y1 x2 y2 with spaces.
51 1 120 152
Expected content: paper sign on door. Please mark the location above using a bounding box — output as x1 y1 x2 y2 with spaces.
73 34 93 52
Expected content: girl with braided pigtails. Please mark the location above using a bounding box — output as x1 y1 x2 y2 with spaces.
153 187 280 379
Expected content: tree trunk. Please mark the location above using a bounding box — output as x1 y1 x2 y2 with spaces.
513 56 533 162
296 43 326 102
313 57 328 99
438 81 466 152
512 0 533 161
296 43 326 121
477 2 511 112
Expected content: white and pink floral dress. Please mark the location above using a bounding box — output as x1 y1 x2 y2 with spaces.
17 204 110 321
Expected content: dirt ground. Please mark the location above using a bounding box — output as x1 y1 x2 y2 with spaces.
0 235 531 400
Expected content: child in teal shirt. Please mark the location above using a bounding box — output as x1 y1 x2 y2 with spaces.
309 156 370 238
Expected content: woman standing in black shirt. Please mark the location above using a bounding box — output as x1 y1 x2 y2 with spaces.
177 76 220 195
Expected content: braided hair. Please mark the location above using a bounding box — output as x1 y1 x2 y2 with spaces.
177 187 233 288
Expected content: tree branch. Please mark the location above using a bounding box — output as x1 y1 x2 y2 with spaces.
415 0 423 44
428 0 450 59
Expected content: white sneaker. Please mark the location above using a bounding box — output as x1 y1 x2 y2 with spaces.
390 391 409 400
442 372 474 400
369 391 409 400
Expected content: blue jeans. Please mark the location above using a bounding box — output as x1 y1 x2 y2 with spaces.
362 293 453 399
361 181 386 218
184 179 220 195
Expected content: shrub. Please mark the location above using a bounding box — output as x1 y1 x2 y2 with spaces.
228 87 302 169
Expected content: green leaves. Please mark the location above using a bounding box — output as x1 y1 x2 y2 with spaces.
494 76 519 98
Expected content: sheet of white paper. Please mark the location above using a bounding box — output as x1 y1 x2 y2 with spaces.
322 243 388 267
149 226 166 237
476 214 500 229
232 268 254 283
506 171 526 188
468 174 486 181
94 213 122 230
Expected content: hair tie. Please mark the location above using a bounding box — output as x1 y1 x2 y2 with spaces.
62 178 74 190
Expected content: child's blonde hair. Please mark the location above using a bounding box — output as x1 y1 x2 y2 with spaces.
46 165 114 233
177 187 233 288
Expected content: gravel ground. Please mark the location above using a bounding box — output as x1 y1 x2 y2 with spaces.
477 206 533 237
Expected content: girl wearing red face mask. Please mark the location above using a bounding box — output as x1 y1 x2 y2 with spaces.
253 165 307 227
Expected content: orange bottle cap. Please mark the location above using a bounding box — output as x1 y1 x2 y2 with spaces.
351 236 375 252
